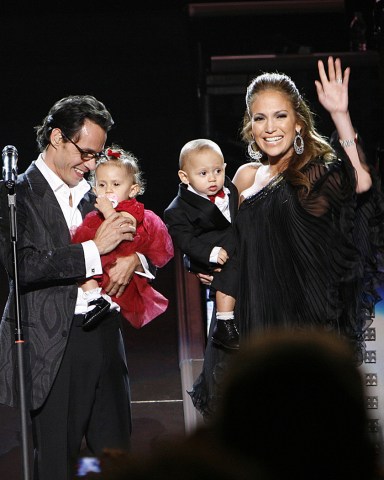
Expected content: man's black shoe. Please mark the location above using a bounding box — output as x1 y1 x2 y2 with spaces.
211 319 239 350
82 297 111 331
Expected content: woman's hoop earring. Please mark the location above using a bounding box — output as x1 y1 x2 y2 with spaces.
294 131 304 155
248 142 263 161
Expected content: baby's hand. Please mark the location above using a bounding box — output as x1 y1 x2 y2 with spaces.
95 196 116 218
98 193 119 207
217 247 229 265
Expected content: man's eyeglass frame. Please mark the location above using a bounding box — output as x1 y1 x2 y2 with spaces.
61 131 105 161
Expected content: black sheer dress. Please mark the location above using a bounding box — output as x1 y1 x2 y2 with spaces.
189 150 384 419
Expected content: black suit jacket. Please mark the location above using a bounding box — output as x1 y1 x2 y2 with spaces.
0 162 97 410
164 176 238 297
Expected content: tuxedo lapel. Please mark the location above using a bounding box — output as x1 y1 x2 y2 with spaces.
178 183 231 228
23 164 70 246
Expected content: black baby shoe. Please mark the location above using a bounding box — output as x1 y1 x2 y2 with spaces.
211 319 239 350
82 297 111 331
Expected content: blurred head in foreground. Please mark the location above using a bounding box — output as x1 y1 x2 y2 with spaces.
213 329 376 480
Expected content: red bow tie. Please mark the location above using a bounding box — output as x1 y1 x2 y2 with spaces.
208 189 225 203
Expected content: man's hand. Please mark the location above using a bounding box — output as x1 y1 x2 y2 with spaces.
104 253 141 297
196 272 214 286
121 212 137 229
217 247 229 265
93 212 135 255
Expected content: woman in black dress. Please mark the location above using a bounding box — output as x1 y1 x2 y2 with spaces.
233 56 384 362
189 56 384 419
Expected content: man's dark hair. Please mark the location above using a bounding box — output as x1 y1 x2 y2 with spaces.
35 95 114 152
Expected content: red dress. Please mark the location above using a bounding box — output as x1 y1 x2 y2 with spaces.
71 199 174 328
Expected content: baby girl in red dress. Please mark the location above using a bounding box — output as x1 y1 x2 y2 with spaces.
71 146 174 329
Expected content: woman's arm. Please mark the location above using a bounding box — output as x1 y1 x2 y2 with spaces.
315 56 372 193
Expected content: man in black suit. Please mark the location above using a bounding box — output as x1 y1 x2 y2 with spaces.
164 138 239 350
0 95 148 479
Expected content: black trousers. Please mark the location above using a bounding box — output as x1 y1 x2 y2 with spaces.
31 310 131 480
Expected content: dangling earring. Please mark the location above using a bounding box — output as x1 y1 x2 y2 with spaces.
294 131 304 155
248 142 263 161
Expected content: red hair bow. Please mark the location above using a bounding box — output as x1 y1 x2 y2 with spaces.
107 149 121 158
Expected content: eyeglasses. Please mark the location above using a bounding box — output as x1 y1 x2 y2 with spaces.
61 132 104 162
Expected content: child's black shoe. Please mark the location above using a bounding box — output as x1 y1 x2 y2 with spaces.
82 297 111 331
212 319 239 350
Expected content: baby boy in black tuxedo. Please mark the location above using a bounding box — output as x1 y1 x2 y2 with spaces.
164 139 239 350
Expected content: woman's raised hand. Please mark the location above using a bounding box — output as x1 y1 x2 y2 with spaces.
315 56 350 116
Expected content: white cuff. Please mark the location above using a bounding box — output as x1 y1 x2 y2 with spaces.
83 240 102 278
209 246 221 264
135 252 155 279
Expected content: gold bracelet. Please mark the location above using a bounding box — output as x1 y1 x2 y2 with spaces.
339 133 358 148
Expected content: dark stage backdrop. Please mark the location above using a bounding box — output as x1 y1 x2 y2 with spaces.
0 3 199 213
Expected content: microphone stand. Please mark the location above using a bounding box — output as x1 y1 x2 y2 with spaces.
5 181 31 480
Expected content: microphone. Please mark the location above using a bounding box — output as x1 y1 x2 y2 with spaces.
2 145 18 189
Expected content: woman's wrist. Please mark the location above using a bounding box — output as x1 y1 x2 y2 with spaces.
339 132 358 148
